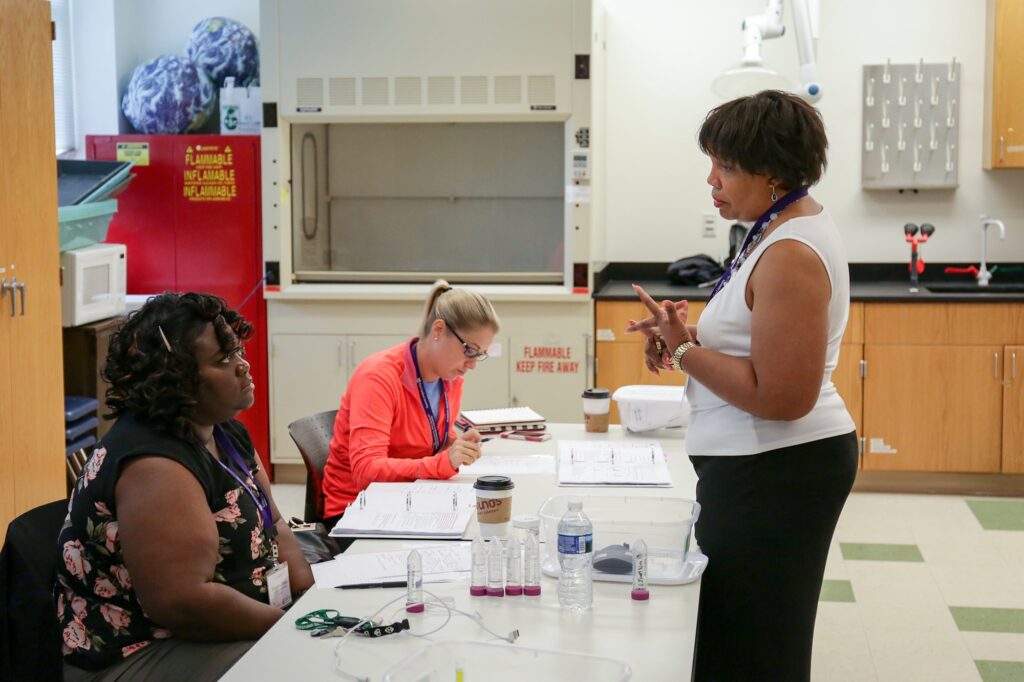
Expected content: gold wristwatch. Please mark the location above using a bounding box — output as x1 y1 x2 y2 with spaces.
670 341 697 371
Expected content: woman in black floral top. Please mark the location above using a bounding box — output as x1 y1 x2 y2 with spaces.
57 292 313 681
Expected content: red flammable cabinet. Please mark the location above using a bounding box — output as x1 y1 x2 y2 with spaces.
87 135 271 474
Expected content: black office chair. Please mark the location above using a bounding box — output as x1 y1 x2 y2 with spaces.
0 499 69 681
287 409 338 524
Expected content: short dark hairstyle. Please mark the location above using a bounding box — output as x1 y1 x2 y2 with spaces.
103 292 253 441
698 90 828 190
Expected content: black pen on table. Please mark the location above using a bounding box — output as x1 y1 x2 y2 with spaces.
337 580 407 590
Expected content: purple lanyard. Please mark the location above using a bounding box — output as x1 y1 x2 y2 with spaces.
410 342 450 455
212 426 277 539
708 187 809 301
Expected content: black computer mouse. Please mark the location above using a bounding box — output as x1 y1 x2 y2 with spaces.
592 543 634 574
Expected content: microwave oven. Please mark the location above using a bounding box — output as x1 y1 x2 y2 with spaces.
60 243 127 327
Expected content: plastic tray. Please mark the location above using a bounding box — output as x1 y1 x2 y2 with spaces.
57 159 132 206
65 434 96 457
57 200 117 251
64 396 99 422
382 641 632 681
539 494 701 585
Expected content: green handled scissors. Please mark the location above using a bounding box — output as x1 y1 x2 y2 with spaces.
295 609 364 636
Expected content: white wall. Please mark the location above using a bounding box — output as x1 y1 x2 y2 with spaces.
599 0 1024 264
69 0 260 154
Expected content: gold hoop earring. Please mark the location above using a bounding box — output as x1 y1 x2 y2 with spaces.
770 185 778 202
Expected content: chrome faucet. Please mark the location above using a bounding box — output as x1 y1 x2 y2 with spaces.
978 215 1006 286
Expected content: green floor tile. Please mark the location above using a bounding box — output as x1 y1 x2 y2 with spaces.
951 607 1024 634
967 499 1024 531
976 660 1024 682
819 579 855 603
839 542 924 562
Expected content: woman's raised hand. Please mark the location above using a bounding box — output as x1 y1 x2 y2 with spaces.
448 429 482 469
627 284 693 352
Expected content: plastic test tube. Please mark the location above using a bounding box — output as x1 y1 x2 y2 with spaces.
486 537 504 597
469 536 487 596
631 538 649 601
505 536 522 596
523 533 541 596
406 549 424 612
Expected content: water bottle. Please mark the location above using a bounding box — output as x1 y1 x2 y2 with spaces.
557 500 593 610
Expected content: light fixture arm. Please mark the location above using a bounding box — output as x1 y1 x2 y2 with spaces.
735 0 822 102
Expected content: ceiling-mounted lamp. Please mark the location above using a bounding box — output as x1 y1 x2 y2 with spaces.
711 0 822 103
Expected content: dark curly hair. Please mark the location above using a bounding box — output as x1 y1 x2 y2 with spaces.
698 90 828 190
103 292 253 441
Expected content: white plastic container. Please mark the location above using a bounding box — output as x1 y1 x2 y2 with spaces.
612 385 689 433
382 641 632 681
538 494 701 585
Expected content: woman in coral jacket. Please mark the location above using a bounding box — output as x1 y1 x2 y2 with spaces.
321 280 500 528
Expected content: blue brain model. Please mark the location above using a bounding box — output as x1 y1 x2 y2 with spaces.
122 55 216 134
186 17 260 88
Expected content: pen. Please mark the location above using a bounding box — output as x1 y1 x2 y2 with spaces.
480 437 494 443
501 433 551 442
338 580 407 590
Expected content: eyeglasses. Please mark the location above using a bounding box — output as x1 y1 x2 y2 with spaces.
447 325 489 361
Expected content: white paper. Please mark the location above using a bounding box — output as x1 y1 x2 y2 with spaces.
459 455 556 476
312 544 471 589
557 440 673 487
460 406 545 427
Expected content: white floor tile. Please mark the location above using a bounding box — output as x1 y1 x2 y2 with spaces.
914 532 1011 567
864 628 981 682
961 631 1024 663
929 563 1024 609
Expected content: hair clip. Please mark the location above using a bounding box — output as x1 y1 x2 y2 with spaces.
157 325 173 352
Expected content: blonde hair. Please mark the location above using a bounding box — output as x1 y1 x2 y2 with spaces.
419 279 500 338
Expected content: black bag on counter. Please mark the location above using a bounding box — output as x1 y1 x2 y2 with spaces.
666 254 724 285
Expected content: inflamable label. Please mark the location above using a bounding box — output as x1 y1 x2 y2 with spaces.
182 144 237 202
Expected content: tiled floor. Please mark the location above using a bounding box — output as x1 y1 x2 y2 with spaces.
272 483 1024 681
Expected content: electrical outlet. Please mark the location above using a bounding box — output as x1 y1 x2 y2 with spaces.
702 213 717 238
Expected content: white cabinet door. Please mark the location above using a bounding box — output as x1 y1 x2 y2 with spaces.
270 333 347 462
349 335 408 369
508 334 589 423
460 333 510 411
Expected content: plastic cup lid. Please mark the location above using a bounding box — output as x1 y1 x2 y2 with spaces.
512 514 540 530
473 475 514 491
582 388 610 399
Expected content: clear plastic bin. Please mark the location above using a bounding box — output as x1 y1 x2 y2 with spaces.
57 200 117 252
538 494 700 585
382 641 632 681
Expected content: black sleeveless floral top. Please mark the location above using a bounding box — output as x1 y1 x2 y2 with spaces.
55 413 275 671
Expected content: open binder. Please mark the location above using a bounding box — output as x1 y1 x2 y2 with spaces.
328 481 476 539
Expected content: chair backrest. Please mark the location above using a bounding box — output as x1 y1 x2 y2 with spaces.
287 410 338 523
66 448 88 489
0 499 69 681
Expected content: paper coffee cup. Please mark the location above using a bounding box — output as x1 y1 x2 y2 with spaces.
474 475 514 537
583 388 611 433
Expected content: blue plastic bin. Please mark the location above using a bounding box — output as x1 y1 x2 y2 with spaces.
57 200 118 252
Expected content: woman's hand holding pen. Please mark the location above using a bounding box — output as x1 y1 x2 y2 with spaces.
626 284 693 374
448 429 483 469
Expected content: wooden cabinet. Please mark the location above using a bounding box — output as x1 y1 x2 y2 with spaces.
984 0 1024 168
62 317 125 440
0 0 67 543
594 301 703 424
1004 345 1024 473
861 303 1024 474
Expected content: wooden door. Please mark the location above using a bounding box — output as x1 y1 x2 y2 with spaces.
0 0 66 542
1004 345 1024 473
988 0 1024 168
832 344 863 438
863 345 1003 472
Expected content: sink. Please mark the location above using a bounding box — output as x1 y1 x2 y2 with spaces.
925 282 1024 293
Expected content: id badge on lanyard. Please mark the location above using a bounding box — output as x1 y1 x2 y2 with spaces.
410 342 450 454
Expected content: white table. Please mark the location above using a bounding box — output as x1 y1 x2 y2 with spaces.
223 424 700 681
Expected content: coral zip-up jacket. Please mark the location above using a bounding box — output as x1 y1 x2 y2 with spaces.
322 338 462 518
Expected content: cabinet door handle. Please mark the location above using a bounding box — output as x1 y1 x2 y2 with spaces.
999 135 1006 162
994 352 1000 380
336 341 343 368
15 281 25 315
1 277 15 317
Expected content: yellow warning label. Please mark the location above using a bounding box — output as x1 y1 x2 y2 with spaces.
183 143 237 202
116 142 149 166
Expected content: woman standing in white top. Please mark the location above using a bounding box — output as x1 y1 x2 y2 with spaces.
629 90 857 681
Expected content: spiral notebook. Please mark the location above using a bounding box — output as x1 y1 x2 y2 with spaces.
457 406 546 434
